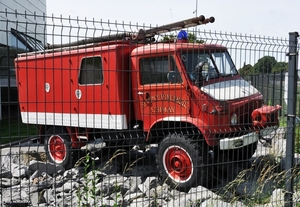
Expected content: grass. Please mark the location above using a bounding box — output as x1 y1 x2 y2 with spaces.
279 116 300 153
74 146 300 206
296 125 300 153
218 153 300 206
75 149 128 207
0 117 38 144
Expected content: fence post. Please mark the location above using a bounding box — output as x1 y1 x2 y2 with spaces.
272 72 275 106
284 31 299 207
279 70 284 116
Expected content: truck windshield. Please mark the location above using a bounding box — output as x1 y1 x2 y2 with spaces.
181 51 238 81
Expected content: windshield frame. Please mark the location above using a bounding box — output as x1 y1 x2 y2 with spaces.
180 50 238 82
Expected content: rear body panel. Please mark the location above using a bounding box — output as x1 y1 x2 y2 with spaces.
15 42 134 130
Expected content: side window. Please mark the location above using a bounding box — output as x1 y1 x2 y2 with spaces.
79 56 103 84
140 56 181 85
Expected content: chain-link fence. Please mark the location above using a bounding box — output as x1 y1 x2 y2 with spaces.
0 11 299 207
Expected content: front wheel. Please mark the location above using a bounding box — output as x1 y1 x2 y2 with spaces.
156 134 209 191
44 127 73 169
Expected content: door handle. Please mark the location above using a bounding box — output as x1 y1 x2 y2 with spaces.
139 92 150 98
138 92 151 103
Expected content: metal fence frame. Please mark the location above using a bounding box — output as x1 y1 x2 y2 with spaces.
0 11 299 207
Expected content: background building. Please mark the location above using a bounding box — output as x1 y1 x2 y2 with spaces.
0 0 46 119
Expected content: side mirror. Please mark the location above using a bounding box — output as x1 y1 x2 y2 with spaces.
167 71 182 83
195 61 206 71
195 61 206 87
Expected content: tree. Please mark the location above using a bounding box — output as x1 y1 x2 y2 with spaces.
253 56 277 74
238 64 254 76
272 62 288 73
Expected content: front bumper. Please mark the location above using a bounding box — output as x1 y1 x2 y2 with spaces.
219 126 277 150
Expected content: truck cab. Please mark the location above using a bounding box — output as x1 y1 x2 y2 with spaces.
130 38 280 189
132 40 279 147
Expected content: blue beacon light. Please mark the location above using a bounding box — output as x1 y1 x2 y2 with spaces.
177 30 188 40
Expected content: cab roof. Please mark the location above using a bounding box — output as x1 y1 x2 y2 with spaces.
131 43 227 56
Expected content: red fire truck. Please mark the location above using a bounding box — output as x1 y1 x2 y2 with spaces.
15 15 281 190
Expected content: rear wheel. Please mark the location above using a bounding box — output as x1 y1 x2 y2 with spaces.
156 134 209 191
44 127 73 169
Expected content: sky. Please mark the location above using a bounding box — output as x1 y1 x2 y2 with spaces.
46 0 300 40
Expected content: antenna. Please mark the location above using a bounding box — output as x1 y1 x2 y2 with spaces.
193 0 198 17
170 9 173 22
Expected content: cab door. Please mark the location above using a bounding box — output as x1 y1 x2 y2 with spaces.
136 55 190 130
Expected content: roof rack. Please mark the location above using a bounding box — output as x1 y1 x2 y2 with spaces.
17 15 215 57
17 42 103 57
45 15 215 49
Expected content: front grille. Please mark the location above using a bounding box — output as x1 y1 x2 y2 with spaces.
236 100 263 127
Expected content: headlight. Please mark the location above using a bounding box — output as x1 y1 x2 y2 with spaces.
230 113 237 125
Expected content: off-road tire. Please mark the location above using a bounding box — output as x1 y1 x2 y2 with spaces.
156 134 209 192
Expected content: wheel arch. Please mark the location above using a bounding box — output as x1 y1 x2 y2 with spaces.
146 116 205 144
39 125 77 147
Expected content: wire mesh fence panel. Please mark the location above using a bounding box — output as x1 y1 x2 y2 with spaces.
0 11 298 207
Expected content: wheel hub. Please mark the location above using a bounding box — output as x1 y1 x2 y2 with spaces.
48 135 66 163
164 146 193 182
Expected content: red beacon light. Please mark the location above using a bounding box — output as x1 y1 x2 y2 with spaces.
177 30 188 43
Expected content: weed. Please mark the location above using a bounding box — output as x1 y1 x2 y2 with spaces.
76 152 97 207
112 183 122 207
100 149 127 172
122 155 145 174
295 125 300 153
278 116 300 153
75 149 128 207
218 152 300 206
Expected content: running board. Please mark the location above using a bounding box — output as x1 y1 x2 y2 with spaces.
81 138 106 152
77 136 88 140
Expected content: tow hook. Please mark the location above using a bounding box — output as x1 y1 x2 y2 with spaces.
208 150 214 161
258 135 272 148
257 126 278 148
